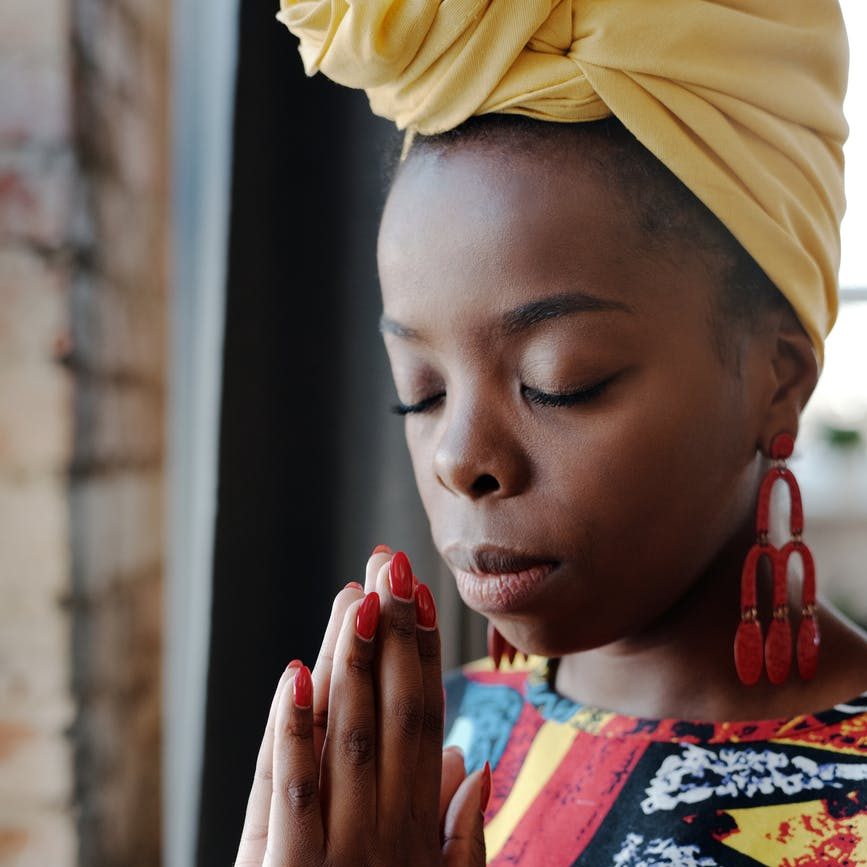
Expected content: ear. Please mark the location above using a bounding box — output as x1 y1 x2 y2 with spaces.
756 307 819 456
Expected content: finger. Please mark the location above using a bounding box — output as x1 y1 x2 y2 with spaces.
235 662 300 866
321 592 380 856
412 582 445 831
264 664 324 866
439 746 466 836
365 546 392 593
442 761 490 867
312 583 364 765
375 551 424 837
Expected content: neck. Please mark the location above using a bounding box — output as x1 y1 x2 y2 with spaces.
553 518 815 722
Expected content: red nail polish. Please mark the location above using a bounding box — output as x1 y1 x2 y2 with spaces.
389 551 414 601
287 659 303 670
414 583 437 629
480 761 492 812
506 642 517 666
371 544 392 555
345 581 363 591
293 664 312 709
487 622 504 670
356 592 380 641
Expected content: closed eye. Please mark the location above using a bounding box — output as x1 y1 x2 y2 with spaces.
390 392 445 416
522 378 612 407
390 378 612 415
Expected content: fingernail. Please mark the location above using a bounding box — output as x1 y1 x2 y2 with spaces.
389 551 414 601
356 592 380 642
505 641 517 666
293 664 312 709
480 761 492 812
414 583 437 629
443 744 464 760
345 580 363 591
371 544 392 555
287 659 303 670
487 622 503 670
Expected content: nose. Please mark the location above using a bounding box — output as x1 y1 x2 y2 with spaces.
433 400 530 500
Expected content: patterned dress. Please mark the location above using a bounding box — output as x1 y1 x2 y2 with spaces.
444 657 867 866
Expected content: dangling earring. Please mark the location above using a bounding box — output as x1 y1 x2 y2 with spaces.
734 432 820 685
487 621 523 669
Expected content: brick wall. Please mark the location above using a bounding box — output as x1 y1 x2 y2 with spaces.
0 0 169 862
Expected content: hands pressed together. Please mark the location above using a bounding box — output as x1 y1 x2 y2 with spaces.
234 547 490 867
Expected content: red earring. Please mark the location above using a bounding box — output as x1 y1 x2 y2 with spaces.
734 432 820 685
487 622 526 669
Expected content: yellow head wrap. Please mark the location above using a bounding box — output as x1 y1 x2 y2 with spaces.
278 0 848 358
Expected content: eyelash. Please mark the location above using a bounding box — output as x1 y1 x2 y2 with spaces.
390 379 612 416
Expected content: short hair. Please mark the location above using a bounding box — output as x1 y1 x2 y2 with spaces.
387 114 788 372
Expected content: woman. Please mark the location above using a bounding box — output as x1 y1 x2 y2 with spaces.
235 2 867 864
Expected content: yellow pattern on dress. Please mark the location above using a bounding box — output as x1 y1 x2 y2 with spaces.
721 799 867 866
483 720 578 863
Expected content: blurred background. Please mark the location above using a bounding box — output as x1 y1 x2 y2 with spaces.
0 1 864 865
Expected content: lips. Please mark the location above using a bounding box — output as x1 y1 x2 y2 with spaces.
444 545 560 613
448 546 556 576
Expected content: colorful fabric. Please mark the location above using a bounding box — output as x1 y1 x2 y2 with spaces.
277 1 848 358
444 657 867 866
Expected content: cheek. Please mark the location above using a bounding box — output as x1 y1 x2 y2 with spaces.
594 389 750 590
537 367 750 557
404 424 440 511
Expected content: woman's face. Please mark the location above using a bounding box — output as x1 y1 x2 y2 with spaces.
377 140 764 657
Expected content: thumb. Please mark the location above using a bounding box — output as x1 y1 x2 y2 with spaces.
442 760 491 867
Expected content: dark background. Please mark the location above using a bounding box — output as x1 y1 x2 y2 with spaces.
194 4 397 862
195 1 493 856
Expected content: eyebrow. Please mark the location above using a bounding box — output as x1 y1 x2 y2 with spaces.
500 291 635 335
379 291 635 341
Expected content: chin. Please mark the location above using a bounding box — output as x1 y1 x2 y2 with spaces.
494 614 613 660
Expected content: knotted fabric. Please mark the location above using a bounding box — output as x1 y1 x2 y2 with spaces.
277 0 849 355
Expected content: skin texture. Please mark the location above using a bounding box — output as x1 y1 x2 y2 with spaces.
378 135 867 723
234 552 488 867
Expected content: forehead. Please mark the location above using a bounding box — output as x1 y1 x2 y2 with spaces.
377 142 705 335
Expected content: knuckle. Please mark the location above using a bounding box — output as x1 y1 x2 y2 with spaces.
339 724 376 767
345 650 374 678
284 776 318 815
254 763 274 785
240 820 268 844
281 716 312 743
392 694 424 739
388 614 417 642
443 827 486 861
